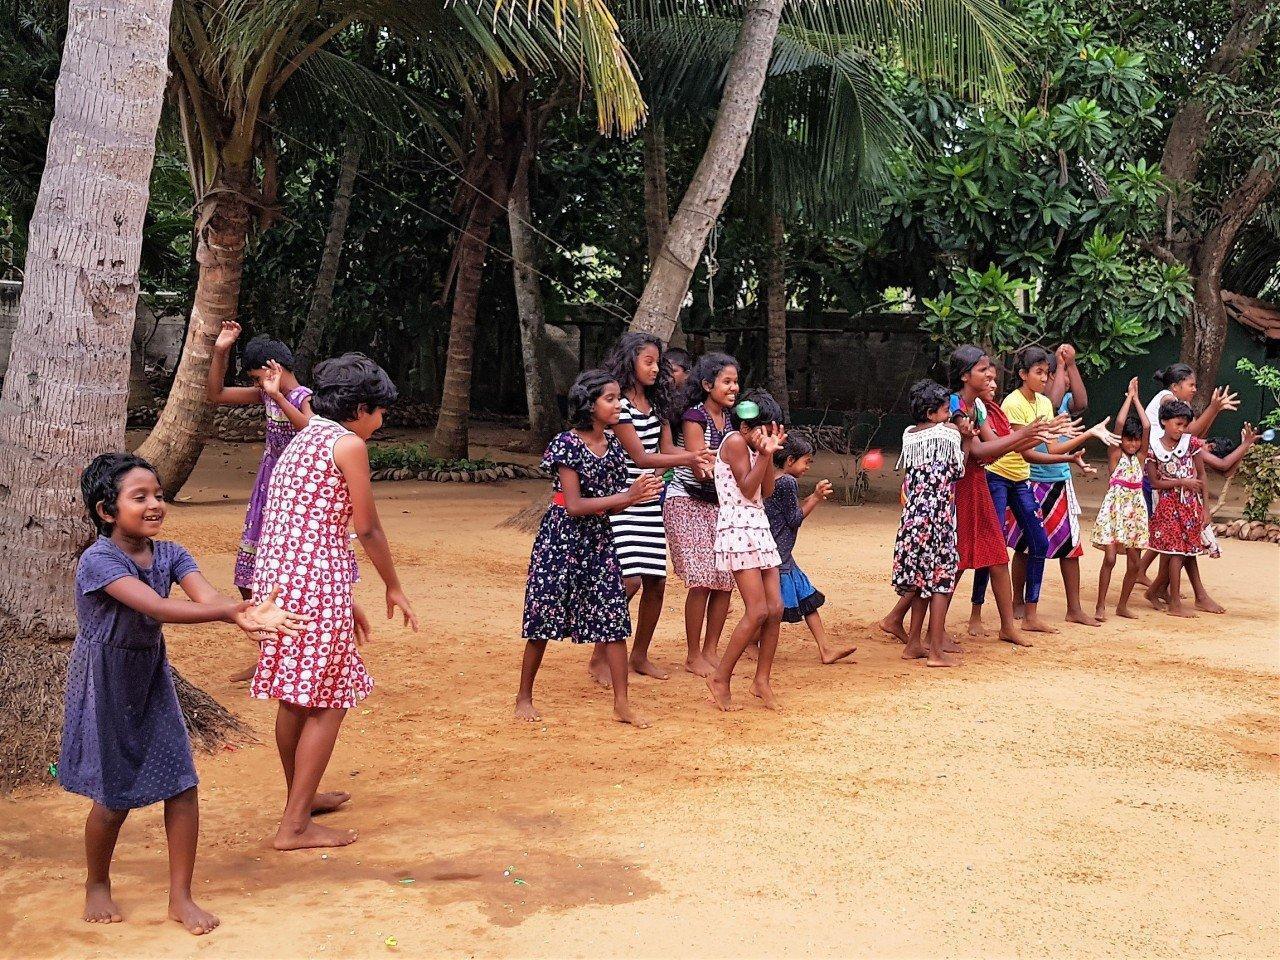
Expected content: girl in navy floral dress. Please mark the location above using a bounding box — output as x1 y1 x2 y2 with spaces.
517 370 664 727
892 381 968 668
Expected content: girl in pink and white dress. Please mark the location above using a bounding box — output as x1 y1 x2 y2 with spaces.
252 353 419 852
705 391 786 713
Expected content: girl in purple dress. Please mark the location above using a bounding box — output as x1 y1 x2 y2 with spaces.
62 454 306 935
207 321 312 680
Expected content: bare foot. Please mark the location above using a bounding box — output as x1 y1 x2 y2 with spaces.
227 664 255 683
587 658 612 690
1065 610 1102 627
1022 618 1059 634
1144 586 1168 611
1166 605 1197 619
83 883 122 924
612 702 652 728
514 698 541 722
817 641 858 665
1115 604 1137 619
926 651 962 667
630 657 670 680
967 617 987 638
704 675 739 711
750 679 780 710
168 896 219 936
877 617 907 644
901 639 927 660
273 821 358 851
702 650 721 670
1195 598 1226 614
683 656 716 678
941 636 963 654
312 791 351 815
1000 629 1033 647
1093 607 1108 623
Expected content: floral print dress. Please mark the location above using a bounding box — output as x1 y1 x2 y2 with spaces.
522 431 632 644
892 423 965 598
1091 452 1149 549
1148 435 1205 556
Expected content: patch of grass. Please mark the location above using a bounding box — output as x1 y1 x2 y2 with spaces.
367 443 498 475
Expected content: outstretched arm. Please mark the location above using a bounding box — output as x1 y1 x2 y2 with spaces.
1201 425 1258 475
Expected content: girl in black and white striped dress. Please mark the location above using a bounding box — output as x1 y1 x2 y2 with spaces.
588 334 711 686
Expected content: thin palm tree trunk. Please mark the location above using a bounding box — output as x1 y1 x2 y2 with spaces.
0 0 172 637
135 189 250 497
508 134 561 451
642 118 669 268
630 0 785 342
296 134 362 381
765 209 789 419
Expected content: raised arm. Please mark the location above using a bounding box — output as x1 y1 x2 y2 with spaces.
206 320 263 405
1189 386 1240 438
1201 424 1258 475
334 433 419 630
260 361 312 432
1062 345 1088 412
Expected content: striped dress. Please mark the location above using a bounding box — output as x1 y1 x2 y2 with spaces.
608 397 668 578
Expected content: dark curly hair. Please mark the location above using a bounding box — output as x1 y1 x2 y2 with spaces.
677 352 739 420
81 453 161 536
310 353 398 422
948 344 988 392
909 379 951 422
1158 398 1194 423
1015 345 1052 374
1154 363 1194 390
1121 413 1145 440
736 388 783 429
604 332 672 420
566 369 619 429
774 433 814 468
664 347 692 375
242 334 295 372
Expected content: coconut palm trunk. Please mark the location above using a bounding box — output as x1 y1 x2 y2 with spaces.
764 209 789 418
135 183 252 497
642 118 669 267
296 135 363 381
508 128 562 451
629 0 785 342
0 0 173 638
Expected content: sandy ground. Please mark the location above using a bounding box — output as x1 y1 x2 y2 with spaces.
2 429 1278 960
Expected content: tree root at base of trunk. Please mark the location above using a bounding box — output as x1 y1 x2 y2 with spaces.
0 627 252 793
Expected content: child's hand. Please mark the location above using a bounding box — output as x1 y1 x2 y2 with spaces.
1079 462 1098 477
1088 417 1120 447
1241 422 1259 447
686 449 716 472
813 479 834 502
628 473 664 505
233 587 312 637
759 424 786 456
353 602 372 646
1127 376 1140 400
1070 451 1089 469
261 359 285 397
1057 343 1076 365
1211 386 1240 412
386 586 419 631
955 415 976 439
215 320 242 351
1180 476 1204 493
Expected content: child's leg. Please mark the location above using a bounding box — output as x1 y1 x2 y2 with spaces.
683 587 713 675
602 639 651 727
1115 548 1141 618
986 564 1029 646
273 707 356 850
629 575 670 678
1184 557 1225 614
1165 556 1194 617
1010 551 1028 618
926 592 960 668
902 593 927 659
1095 545 1117 619
1008 483 1055 633
1061 557 1100 626
1137 547 1158 586
591 577 641 687
878 592 913 643
276 702 349 812
749 567 785 709
515 639 548 721
703 588 732 665
163 787 219 935
1145 556 1171 609
83 802 128 923
707 569 768 711
808 610 857 664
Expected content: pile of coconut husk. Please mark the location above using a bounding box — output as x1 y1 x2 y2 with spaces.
371 462 545 484
1211 519 1280 543
0 628 251 793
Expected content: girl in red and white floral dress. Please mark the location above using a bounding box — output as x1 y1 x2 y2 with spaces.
252 353 419 851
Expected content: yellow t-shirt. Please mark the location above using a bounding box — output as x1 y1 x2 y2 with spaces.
986 390 1053 482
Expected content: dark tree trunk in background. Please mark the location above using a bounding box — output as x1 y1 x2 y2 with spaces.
764 210 789 419
642 118 669 268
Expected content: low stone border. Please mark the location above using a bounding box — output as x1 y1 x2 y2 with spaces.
1212 519 1280 543
371 463 546 483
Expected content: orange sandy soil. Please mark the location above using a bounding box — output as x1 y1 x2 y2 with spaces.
2 427 1277 959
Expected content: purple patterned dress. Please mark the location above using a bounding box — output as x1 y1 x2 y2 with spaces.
234 385 312 588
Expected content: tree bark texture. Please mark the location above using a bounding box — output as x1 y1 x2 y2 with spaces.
642 118 669 269
135 184 251 497
429 89 526 461
629 0 785 342
0 0 172 638
295 134 362 382
765 210 789 419
508 132 562 451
